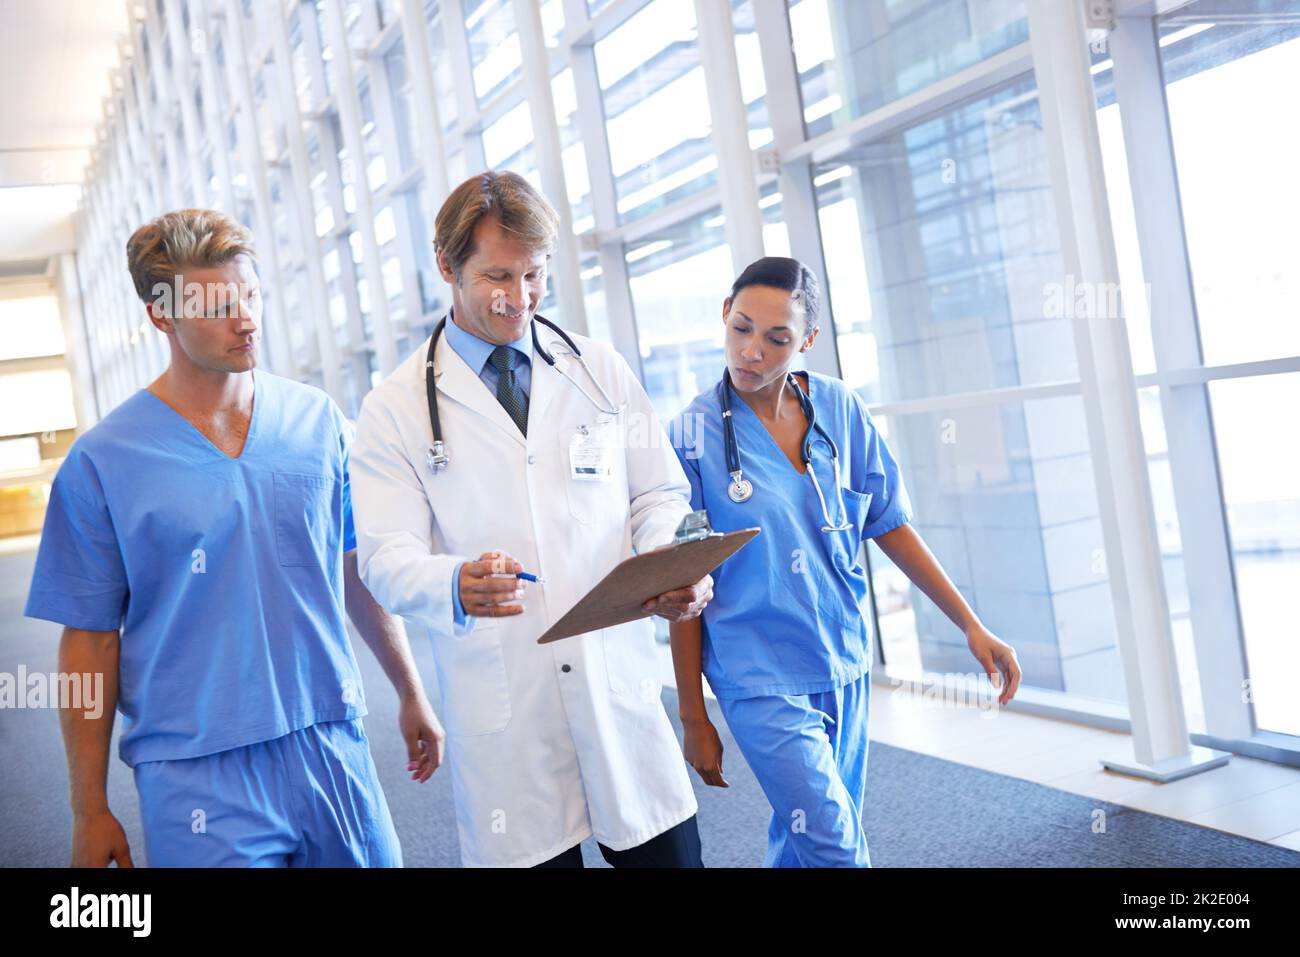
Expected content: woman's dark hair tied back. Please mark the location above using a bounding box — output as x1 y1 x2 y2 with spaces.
728 256 820 333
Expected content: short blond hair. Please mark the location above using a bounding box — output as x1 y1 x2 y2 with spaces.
126 208 257 305
434 171 559 281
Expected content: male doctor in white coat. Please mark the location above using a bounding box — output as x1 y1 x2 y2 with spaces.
350 171 712 867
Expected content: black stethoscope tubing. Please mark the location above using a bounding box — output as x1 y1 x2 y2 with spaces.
720 368 852 532
424 312 609 472
721 368 840 475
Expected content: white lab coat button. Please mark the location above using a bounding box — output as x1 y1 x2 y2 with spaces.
561 664 571 673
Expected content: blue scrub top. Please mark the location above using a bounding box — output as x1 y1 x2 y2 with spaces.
24 368 364 767
668 371 912 700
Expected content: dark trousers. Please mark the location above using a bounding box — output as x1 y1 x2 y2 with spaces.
534 814 703 868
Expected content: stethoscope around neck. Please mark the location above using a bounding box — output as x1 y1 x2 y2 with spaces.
424 311 620 473
720 368 852 533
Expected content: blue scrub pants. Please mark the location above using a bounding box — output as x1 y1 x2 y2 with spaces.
133 718 402 867
718 673 871 867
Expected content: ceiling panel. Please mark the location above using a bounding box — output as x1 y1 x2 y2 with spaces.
0 0 131 184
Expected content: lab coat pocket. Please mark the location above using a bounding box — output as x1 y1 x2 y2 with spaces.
602 621 661 703
273 472 335 567
440 621 512 736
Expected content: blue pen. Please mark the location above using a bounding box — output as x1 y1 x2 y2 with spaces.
492 570 545 584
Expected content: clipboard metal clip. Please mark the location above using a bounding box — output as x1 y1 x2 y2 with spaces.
673 509 718 545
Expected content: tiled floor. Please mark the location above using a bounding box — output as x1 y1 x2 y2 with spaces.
869 678 1300 851
656 644 1300 852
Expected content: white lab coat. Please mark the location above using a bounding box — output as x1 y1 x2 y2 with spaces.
349 317 698 867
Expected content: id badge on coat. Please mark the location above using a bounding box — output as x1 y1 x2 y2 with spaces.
569 424 615 482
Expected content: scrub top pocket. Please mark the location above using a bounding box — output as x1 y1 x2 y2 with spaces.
840 488 873 544
821 488 873 628
826 487 872 576
273 472 334 567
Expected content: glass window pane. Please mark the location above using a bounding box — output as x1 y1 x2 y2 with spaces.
552 68 593 233
1159 1 1300 366
312 1 337 98
289 8 314 112
343 0 366 43
597 0 715 224
789 0 1027 138
540 0 565 48
386 48 420 173
732 0 773 149
411 183 444 318
482 100 535 170
335 115 358 214
350 230 371 324
445 148 468 184
253 64 279 159
1209 372 1300 737
758 179 790 260
1091 50 1155 376
306 127 336 237
869 395 1120 701
426 0 460 131
626 204 731 419
817 75 1076 407
267 168 298 257
283 272 308 352
463 0 521 103
359 80 388 190
579 253 612 345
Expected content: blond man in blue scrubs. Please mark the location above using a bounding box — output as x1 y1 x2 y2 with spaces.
26 209 440 867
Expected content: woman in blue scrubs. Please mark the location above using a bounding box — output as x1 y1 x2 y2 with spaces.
666 257 1022 867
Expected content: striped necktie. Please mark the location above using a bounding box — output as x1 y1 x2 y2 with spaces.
488 345 528 436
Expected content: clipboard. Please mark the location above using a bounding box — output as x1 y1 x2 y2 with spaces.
537 526 760 644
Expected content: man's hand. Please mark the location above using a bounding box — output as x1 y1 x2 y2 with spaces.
459 551 529 618
399 689 445 783
642 573 713 622
72 810 134 867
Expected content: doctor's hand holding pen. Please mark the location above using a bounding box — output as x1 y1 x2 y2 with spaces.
459 550 533 617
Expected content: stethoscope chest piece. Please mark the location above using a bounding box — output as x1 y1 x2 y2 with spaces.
727 474 753 503
426 441 449 474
